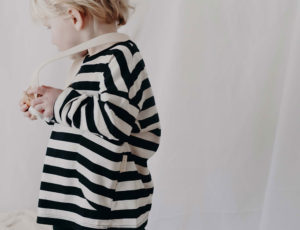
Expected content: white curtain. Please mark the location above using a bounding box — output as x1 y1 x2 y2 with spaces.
1 0 300 229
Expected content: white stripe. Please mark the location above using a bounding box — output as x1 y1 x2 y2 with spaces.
37 207 149 228
132 52 143 73
129 68 147 99
101 92 140 117
104 103 133 136
99 72 108 94
80 104 89 131
41 172 113 208
58 88 78 124
47 139 150 174
130 129 160 146
108 56 127 92
129 144 156 160
41 171 153 210
93 99 119 141
83 55 112 65
112 194 153 211
110 45 142 73
68 89 99 96
44 156 118 189
38 189 96 211
138 105 158 121
47 139 121 172
52 123 130 153
54 89 69 123
37 208 111 228
130 161 150 175
137 87 153 110
115 179 144 191
67 93 88 124
71 72 102 84
110 210 150 227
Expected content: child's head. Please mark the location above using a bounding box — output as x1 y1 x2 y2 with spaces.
30 0 133 26
30 0 134 54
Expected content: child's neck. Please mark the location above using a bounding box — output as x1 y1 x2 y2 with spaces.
83 22 118 57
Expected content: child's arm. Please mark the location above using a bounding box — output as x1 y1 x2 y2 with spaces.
51 55 142 141
43 56 86 126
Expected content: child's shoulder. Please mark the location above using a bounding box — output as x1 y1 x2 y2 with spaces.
82 39 142 65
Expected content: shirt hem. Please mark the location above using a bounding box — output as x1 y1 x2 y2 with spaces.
36 214 148 229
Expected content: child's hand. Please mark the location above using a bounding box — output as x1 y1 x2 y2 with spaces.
26 85 63 119
19 88 38 120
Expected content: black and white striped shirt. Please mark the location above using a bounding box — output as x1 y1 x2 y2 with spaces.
36 39 161 229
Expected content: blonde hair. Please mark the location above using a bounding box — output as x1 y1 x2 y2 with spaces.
30 0 134 26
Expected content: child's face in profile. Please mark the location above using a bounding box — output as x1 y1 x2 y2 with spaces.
43 15 81 51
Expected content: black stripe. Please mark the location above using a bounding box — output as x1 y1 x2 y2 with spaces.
45 148 150 184
85 97 100 134
103 64 119 92
98 96 130 141
40 181 83 197
77 63 107 74
114 187 154 201
130 59 145 89
69 81 100 91
149 128 161 137
73 97 90 128
43 165 116 199
131 79 151 106
121 40 140 56
110 203 151 219
50 131 124 161
38 199 111 220
139 113 159 130
45 119 55 126
37 210 148 230
72 99 84 128
141 96 155 111
37 216 105 230
82 40 131 63
105 50 131 90
132 122 141 133
66 104 72 126
128 135 159 152
101 90 131 103
59 89 81 119
117 170 152 184
42 164 153 200
40 182 112 216
127 154 148 167
106 101 136 127
46 147 119 180
109 219 148 230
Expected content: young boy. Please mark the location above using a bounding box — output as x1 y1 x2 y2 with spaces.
19 1 161 229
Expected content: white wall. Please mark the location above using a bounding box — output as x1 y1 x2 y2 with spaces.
1 0 300 229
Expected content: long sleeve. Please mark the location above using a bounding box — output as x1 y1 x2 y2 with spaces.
51 55 141 141
44 116 56 125
44 57 84 127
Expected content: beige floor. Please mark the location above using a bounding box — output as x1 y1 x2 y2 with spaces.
0 210 51 230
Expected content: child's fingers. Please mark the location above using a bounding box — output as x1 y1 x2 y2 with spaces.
31 115 37 120
26 86 36 94
31 97 44 107
34 103 45 113
20 104 29 112
19 95 27 106
27 86 45 95
24 111 37 120
24 111 31 118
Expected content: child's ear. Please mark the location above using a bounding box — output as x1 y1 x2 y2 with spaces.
67 8 85 31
